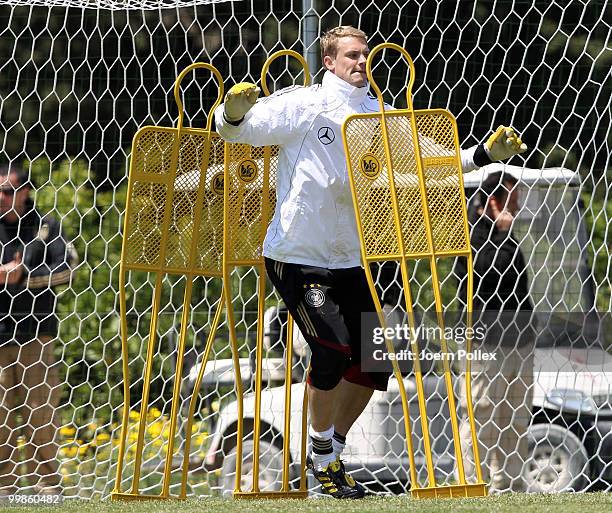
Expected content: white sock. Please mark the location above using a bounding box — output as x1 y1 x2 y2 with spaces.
332 431 346 458
309 425 336 470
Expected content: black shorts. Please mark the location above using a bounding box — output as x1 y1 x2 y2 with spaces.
265 258 390 391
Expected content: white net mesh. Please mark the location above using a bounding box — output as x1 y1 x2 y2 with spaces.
2 0 233 11
0 0 609 499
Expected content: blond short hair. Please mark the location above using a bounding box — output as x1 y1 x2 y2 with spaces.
320 26 368 62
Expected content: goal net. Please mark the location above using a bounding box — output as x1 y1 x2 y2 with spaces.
0 0 609 498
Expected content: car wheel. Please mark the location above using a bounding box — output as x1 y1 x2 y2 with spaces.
524 423 589 492
221 439 287 496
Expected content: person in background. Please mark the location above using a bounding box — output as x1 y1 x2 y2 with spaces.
455 171 536 493
0 165 77 494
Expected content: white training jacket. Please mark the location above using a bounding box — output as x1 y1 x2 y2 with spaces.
215 71 481 269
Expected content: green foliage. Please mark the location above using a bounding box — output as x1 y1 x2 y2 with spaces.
582 187 612 311
30 158 126 424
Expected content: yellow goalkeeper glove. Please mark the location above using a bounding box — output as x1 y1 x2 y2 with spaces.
484 125 528 161
223 82 260 123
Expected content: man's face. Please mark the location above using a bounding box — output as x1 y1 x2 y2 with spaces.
489 181 519 217
502 181 519 215
323 36 370 87
0 173 29 220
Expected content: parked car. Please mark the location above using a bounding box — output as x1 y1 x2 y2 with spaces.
528 341 612 492
198 165 611 494
201 343 611 495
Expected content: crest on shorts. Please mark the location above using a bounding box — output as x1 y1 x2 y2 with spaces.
304 284 325 308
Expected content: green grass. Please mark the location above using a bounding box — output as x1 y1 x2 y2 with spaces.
2 493 612 513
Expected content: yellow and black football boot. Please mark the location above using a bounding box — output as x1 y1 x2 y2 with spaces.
307 455 365 499
335 458 367 497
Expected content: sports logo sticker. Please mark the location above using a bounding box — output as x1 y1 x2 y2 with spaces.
237 158 258 183
304 286 326 308
211 172 224 196
359 153 382 180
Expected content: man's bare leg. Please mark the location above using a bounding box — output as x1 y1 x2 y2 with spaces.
306 381 365 498
333 379 374 436
307 383 338 472
321 379 371 497
308 383 337 431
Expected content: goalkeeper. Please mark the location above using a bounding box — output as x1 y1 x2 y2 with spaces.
215 25 527 499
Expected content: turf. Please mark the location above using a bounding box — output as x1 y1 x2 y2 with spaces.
1 493 612 513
